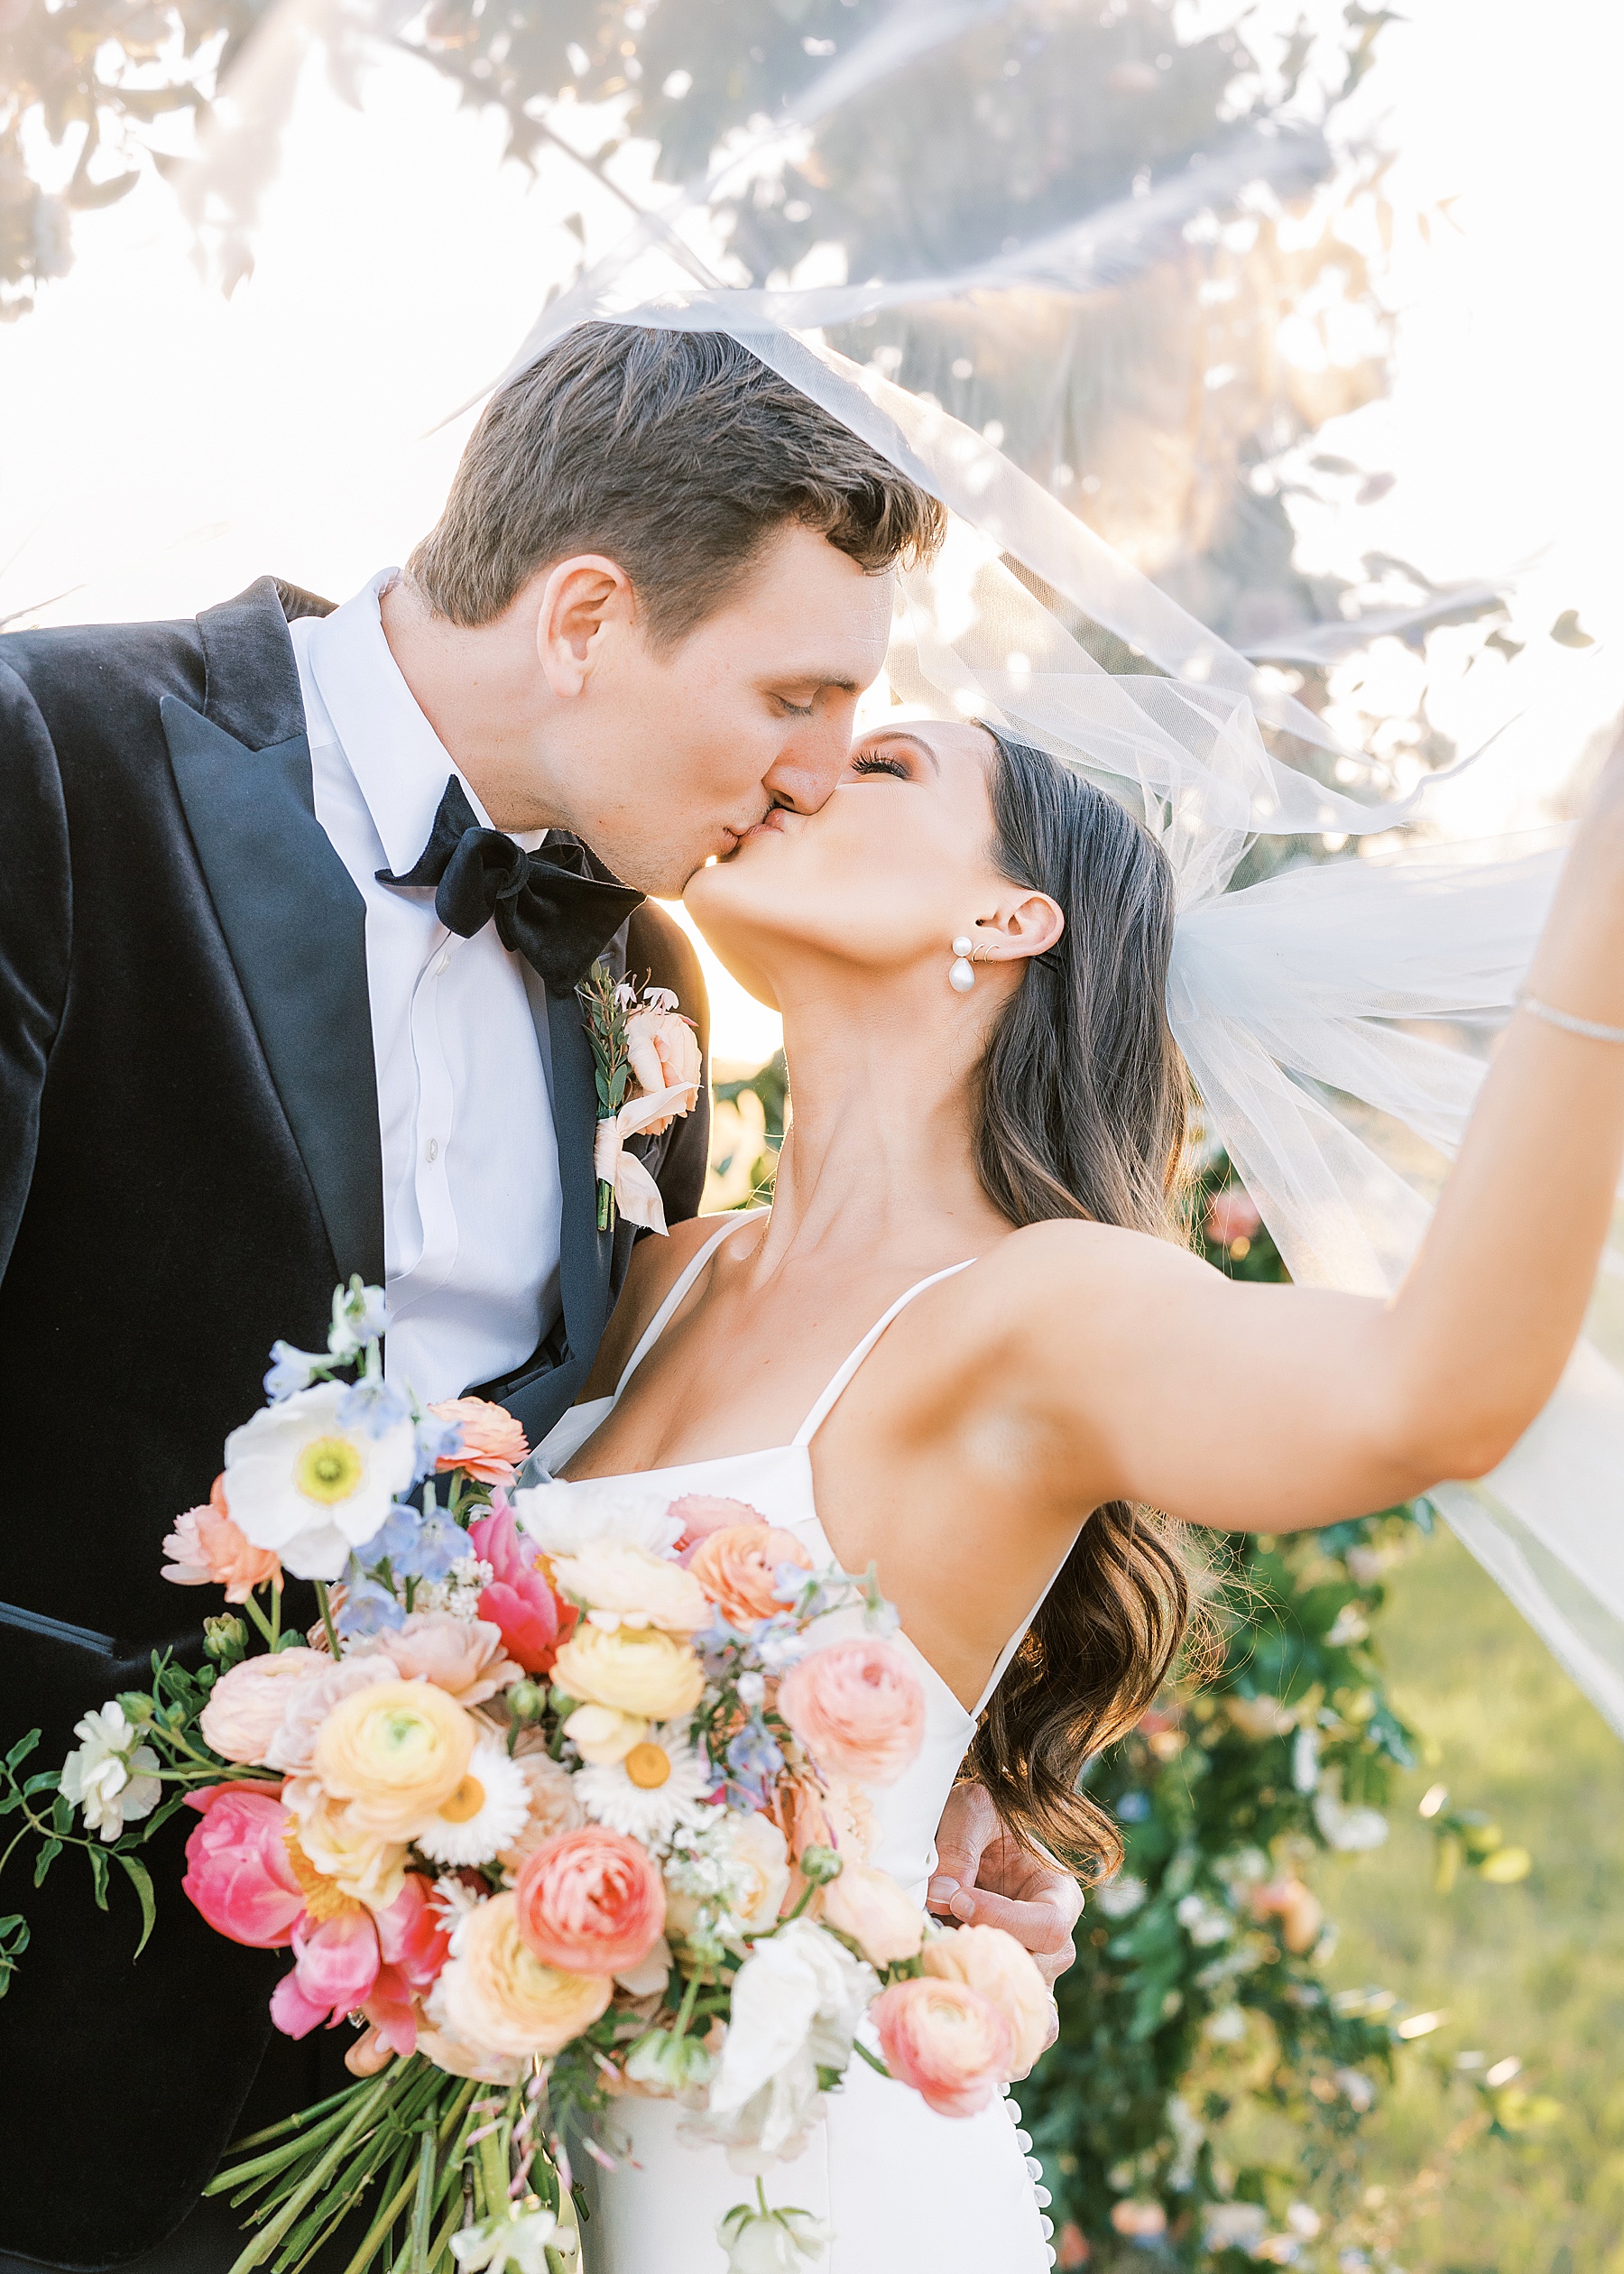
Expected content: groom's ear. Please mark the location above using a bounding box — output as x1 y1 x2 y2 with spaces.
533 554 638 698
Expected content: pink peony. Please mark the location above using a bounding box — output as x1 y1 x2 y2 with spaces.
871 1975 1012 2118
669 1495 767 1564
429 1398 530 1486
270 1907 381 2038
467 1497 574 1676
777 1640 926 1788
361 1612 521 1706
687 1524 813 1624
199 1649 328 1766
162 1476 282 1604
180 1787 306 1948
513 1826 665 1976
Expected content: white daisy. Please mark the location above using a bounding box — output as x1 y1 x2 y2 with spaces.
412 1739 531 1867
573 1722 713 1850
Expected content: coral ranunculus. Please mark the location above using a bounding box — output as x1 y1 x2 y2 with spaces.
311 1680 475 1838
435 1891 613 2059
467 1499 572 1677
687 1524 813 1625
669 1495 768 1564
428 1398 530 1486
514 1826 666 1975
550 1623 705 1723
180 1788 306 1948
920 1923 1054 2076
161 1476 282 1604
777 1640 926 1787
870 1976 1012 2118
198 1649 328 1765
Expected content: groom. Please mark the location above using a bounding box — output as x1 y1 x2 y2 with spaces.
0 323 1077 2273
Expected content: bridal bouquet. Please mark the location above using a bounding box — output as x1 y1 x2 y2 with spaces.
6 1284 1049 2274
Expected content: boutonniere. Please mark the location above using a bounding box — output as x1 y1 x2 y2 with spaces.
577 962 703 1235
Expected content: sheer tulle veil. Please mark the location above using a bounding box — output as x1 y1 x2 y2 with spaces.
35 0 1624 1733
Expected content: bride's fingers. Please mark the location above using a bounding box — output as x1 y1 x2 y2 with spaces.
938 1884 1082 1987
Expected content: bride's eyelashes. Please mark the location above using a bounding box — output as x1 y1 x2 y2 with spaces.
849 752 910 781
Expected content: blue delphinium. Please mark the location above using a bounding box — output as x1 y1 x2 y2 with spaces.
412 1411 463 1483
336 1571 406 1640
263 1340 329 1400
338 1373 411 1437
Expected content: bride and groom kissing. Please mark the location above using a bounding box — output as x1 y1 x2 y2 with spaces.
0 321 1075 2270
9 311 1624 2273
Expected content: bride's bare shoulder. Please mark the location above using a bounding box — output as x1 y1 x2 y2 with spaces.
973 1216 1220 1304
582 1213 757 1397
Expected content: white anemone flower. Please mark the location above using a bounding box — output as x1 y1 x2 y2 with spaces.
222 1380 416 1579
573 1721 712 1849
512 1481 682 1560
60 1701 161 1840
412 1740 531 1868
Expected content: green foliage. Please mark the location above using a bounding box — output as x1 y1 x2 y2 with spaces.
1020 1154 1538 2271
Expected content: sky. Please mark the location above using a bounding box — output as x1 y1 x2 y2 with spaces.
4 0 1622 1065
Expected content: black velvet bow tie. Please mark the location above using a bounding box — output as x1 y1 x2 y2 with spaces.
377 776 644 995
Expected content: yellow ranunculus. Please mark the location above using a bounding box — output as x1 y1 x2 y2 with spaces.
435 1892 613 2059
311 1678 475 1837
281 1775 411 1911
551 1624 704 1723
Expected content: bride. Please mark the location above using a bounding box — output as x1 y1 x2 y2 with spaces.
534 715 1624 2269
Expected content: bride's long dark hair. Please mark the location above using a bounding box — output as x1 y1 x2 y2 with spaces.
964 727 1195 1878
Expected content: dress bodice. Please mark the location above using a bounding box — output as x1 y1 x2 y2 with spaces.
527 1212 1047 1901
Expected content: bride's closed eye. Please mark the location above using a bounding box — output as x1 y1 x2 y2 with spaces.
849 752 911 781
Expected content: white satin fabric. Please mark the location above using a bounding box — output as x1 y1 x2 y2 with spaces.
531 1215 1053 2272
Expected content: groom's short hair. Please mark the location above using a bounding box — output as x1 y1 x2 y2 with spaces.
408 323 944 644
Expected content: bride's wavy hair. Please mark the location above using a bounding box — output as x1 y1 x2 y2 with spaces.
964 726 1196 1879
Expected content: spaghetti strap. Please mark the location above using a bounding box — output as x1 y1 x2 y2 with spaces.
613 1210 768 1399
791 1259 976 1448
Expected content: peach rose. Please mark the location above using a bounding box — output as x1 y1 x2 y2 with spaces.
670 1495 768 1564
162 1475 283 1604
496 1752 585 1875
514 1826 665 1975
199 1649 328 1765
550 1623 705 1722
361 1613 521 1706
777 1640 926 1787
429 1397 530 1486
821 1861 927 1966
922 1924 1053 2076
312 1679 475 1838
871 1975 1012 2118
623 1003 703 1133
687 1525 813 1625
435 1890 613 2059
1205 1185 1262 1249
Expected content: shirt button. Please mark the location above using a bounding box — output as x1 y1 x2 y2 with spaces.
425 1138 440 1164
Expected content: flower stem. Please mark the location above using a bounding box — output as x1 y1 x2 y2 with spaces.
756 2177 770 2216
670 1964 705 2041
242 1592 277 1648
314 1581 343 1660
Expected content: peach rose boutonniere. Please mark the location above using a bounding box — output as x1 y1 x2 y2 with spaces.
577 964 702 1235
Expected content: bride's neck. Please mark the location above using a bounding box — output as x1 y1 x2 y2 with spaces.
757 977 1010 1264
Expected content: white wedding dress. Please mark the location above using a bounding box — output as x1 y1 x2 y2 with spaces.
532 1213 1057 2273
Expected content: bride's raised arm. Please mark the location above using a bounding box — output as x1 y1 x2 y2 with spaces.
993 745 1624 1534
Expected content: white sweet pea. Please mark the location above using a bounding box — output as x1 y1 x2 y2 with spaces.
59 1702 161 1840
717 2203 832 2273
512 1482 683 1561
448 2203 572 2273
694 1919 877 2171
593 1083 694 1234
222 1380 417 1579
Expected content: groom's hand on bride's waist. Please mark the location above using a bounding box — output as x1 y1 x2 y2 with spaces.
927 1781 1084 2012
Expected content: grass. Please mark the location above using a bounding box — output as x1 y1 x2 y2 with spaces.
1319 1523 1624 2272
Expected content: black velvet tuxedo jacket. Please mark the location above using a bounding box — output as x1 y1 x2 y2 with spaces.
0 578 709 2269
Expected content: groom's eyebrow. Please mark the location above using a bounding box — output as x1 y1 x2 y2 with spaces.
863 729 940 774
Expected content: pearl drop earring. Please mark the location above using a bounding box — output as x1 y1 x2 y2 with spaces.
948 935 976 994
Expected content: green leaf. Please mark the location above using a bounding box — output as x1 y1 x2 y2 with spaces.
88 1844 110 1909
5 1730 41 1773
51 1792 72 1837
115 1851 157 1958
32 1838 61 1886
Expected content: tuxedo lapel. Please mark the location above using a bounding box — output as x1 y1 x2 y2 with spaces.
546 980 613 1381
161 696 386 1290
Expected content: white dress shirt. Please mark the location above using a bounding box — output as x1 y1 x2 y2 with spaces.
289 570 562 1404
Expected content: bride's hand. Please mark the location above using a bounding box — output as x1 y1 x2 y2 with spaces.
927 1780 1082 2001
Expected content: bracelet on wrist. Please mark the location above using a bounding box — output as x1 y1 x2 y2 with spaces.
1516 994 1624 1047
